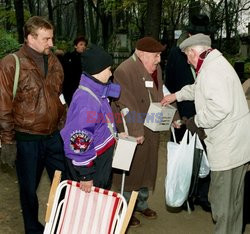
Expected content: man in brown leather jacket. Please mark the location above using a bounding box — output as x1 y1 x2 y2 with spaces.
0 16 66 234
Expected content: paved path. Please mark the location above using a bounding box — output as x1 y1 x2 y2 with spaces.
0 132 249 234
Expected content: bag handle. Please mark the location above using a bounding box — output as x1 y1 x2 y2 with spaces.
147 89 152 103
171 126 194 145
170 126 177 143
120 108 129 135
12 53 20 101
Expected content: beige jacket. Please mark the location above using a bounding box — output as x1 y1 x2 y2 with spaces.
176 49 250 171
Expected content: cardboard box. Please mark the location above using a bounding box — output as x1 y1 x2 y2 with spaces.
242 79 250 109
112 136 137 171
144 102 177 131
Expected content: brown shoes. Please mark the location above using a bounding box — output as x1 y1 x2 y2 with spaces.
137 208 157 219
129 215 141 227
129 209 157 228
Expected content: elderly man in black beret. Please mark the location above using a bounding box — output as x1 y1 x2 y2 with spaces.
112 37 169 227
162 33 250 234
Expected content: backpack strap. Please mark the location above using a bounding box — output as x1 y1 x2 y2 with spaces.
12 53 20 101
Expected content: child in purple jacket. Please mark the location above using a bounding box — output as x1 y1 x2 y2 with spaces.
61 45 120 192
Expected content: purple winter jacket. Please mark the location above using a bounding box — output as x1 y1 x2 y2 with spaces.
60 73 120 166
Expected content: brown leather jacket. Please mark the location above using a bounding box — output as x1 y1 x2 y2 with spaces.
0 44 66 144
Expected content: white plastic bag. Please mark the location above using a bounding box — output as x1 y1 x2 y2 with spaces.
195 136 210 178
165 129 196 207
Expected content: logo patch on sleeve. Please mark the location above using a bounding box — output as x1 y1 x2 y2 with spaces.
70 130 92 153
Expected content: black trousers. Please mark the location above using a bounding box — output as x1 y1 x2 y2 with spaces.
16 131 66 234
66 145 114 190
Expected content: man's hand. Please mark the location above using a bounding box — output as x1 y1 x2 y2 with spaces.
183 117 207 140
161 94 177 106
172 120 182 129
80 180 93 193
118 132 129 139
136 136 145 144
0 144 17 168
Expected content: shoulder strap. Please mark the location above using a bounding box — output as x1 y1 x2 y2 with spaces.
78 85 101 105
12 53 20 101
78 84 117 138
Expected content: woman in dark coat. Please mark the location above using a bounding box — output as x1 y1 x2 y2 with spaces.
62 36 88 105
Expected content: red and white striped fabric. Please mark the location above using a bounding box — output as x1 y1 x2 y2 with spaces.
45 180 127 234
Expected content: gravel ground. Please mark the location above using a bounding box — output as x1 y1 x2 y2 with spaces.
0 132 249 234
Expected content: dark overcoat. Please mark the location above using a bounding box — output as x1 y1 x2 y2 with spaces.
112 53 163 191
62 50 82 105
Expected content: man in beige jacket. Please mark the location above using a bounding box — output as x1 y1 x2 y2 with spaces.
162 33 250 234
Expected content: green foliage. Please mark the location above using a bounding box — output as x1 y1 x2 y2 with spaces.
102 0 118 12
224 53 250 80
0 29 20 58
0 6 30 30
0 7 16 26
245 62 250 74
221 37 240 55
54 40 73 53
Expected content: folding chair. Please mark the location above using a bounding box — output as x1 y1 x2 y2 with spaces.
44 171 137 234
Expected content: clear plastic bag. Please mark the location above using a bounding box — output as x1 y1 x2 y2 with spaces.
199 153 210 178
195 136 210 178
165 129 196 207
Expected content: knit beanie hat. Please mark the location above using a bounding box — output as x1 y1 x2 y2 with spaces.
136 37 166 52
81 45 113 75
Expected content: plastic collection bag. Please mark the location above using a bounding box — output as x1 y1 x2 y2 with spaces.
199 153 210 178
195 136 210 178
165 129 196 207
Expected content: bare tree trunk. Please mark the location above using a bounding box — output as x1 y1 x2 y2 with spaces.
47 0 54 23
56 0 62 38
14 0 24 43
4 0 12 30
26 0 35 15
88 0 101 44
87 0 96 43
75 0 86 36
36 0 40 15
145 0 162 39
101 14 112 49
225 0 230 40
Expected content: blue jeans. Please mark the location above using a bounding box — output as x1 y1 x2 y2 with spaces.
16 131 66 234
124 187 149 211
